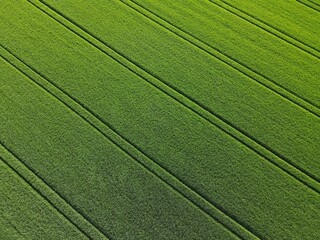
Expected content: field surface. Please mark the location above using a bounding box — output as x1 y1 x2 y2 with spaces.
0 0 319 239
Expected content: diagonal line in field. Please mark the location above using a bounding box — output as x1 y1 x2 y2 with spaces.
127 0 320 117
296 0 320 12
28 0 320 194
0 142 109 240
0 45 252 240
209 0 320 58
307 0 320 6
10 0 320 237
118 1 320 187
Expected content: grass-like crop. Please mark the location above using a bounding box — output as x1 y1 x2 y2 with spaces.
0 0 319 239
0 160 87 240
129 0 320 106
33 0 320 181
0 58 238 239
218 0 320 50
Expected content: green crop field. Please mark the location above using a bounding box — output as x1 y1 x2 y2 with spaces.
0 0 319 239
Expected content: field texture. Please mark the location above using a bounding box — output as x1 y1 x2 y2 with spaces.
0 0 319 239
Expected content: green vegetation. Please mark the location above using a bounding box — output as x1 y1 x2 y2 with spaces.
130 0 320 105
0 0 319 239
33 0 320 179
0 160 87 240
0 58 237 239
219 0 320 51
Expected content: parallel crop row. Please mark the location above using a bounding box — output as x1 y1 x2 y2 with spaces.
0 0 319 239
39 0 320 184
0 55 234 239
0 1 319 239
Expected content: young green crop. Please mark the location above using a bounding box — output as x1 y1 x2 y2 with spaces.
131 0 320 105
0 161 88 240
0 0 319 239
0 57 237 239
219 0 320 50
36 0 320 183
